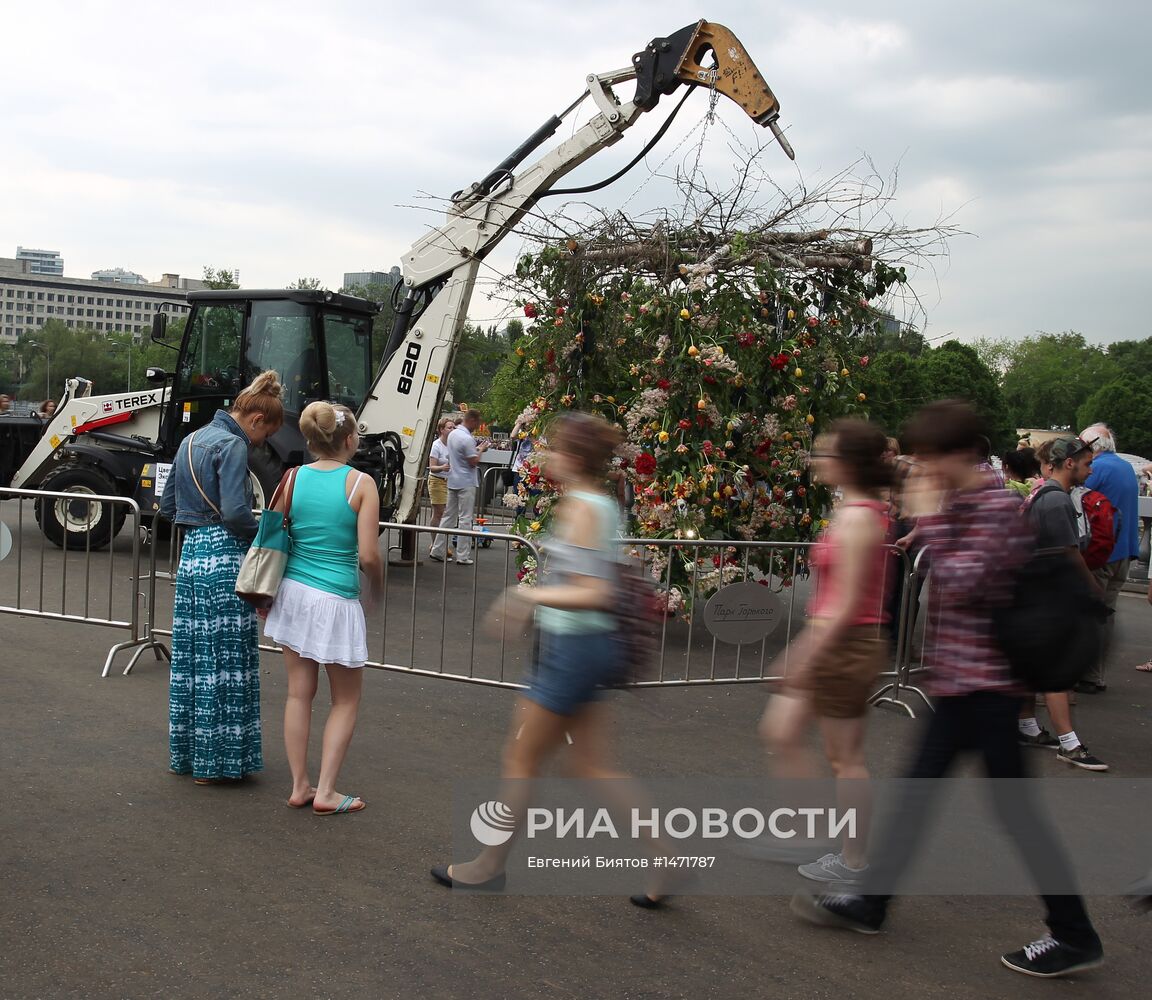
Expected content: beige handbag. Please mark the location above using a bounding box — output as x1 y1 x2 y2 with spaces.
234 467 298 610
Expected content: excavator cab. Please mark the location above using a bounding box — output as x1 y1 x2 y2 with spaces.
153 289 378 496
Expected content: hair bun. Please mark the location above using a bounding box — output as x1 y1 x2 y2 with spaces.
248 371 283 398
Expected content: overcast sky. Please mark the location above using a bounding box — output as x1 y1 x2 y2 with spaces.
2 1 1148 344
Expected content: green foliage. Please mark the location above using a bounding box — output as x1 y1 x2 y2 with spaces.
1077 374 1152 457
287 277 324 290
202 267 240 289
918 341 1012 445
855 351 930 436
1000 333 1118 431
339 279 399 377
447 324 514 421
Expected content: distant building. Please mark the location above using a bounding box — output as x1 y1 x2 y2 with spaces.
16 247 63 276
343 266 401 291
92 267 148 285
0 257 190 344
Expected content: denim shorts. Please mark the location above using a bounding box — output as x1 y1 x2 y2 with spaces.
524 628 621 716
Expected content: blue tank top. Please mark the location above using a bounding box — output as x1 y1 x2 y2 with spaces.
282 466 362 599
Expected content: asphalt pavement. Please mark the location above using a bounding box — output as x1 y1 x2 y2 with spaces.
3 543 1152 999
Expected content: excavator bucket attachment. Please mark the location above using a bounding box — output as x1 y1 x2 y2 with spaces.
633 19 795 159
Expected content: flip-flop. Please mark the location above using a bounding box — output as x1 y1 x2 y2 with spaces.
1136 662 1152 673
313 795 366 816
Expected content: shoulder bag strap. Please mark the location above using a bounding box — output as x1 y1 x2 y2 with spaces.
185 430 222 517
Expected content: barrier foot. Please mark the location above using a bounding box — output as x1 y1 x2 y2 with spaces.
102 637 154 678
123 640 171 676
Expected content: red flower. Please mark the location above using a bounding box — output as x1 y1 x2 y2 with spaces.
702 440 714 455
737 331 757 347
807 316 819 328
633 452 658 477
523 302 538 319
860 355 870 367
656 378 671 391
769 353 790 371
678 419 691 430
555 306 566 317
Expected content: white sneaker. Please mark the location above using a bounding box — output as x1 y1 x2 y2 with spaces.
456 557 474 565
797 852 868 884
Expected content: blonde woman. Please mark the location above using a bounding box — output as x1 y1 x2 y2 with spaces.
160 371 284 784
264 402 383 815
427 417 452 548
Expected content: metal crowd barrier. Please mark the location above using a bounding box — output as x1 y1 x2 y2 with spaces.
130 512 930 712
868 545 932 717
0 486 165 676
138 518 543 689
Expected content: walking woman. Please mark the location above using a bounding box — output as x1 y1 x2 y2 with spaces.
431 412 668 902
160 371 284 784
427 417 452 551
760 418 894 882
263 401 383 815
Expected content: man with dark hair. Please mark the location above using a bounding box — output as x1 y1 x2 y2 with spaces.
1078 423 1140 692
1017 437 1108 770
791 401 1104 979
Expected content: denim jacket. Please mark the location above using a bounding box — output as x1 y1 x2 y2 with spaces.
159 409 258 543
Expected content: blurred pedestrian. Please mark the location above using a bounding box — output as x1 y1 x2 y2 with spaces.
429 409 489 566
160 371 284 784
264 402 383 815
426 417 453 551
761 419 895 883
792 400 1104 979
37 399 56 420
431 413 672 904
0 394 11 415
1079 424 1140 689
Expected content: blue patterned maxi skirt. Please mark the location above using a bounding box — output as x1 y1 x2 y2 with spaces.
169 525 263 778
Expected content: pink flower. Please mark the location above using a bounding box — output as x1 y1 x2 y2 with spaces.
781 394 798 412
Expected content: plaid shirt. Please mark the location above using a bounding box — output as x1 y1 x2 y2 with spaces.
916 483 1031 697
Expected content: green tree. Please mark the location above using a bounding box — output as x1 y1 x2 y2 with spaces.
1000 333 1118 432
287 277 325 290
448 323 513 421
202 267 240 289
917 340 1011 446
1077 375 1152 457
857 351 931 438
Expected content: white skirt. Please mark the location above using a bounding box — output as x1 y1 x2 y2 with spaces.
265 577 369 668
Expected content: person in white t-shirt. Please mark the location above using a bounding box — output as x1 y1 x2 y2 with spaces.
426 417 453 554
430 409 488 565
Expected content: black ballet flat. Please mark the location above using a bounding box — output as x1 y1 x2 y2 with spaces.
430 864 506 892
629 892 672 909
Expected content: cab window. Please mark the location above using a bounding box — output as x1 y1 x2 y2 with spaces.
244 301 322 414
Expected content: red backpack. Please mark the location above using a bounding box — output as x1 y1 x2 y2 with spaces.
1071 487 1119 571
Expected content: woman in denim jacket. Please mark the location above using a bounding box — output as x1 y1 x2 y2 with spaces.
159 371 284 784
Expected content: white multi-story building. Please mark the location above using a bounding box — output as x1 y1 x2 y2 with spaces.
16 247 64 276
0 258 191 344
92 267 148 284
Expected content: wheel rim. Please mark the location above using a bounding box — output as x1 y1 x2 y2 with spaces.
53 487 105 534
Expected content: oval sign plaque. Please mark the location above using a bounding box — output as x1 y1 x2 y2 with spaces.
0 521 11 562
702 581 782 645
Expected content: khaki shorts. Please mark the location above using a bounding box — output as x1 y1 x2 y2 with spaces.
787 624 888 719
427 475 448 505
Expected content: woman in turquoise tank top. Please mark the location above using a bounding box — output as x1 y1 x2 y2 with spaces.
432 412 673 902
264 402 383 816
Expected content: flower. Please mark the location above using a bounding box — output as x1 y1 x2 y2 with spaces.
633 452 658 477
840 367 849 377
658 430 670 443
656 378 671 390
857 392 867 402
769 353 789 371
794 368 803 378
523 302 538 318
860 356 870 367
687 345 699 357
780 394 798 412
702 440 714 455
805 414 815 425
679 308 691 320
786 309 795 320
737 331 757 347
529 521 542 532
807 316 819 328
678 419 691 430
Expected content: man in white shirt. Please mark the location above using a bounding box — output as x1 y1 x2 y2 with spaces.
430 409 488 565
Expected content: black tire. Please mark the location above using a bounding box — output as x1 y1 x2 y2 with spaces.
36 466 127 551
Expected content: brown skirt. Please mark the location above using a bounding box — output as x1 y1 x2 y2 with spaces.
787 624 888 719
427 475 448 505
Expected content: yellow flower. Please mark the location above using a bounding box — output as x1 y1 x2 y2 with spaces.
711 505 725 518
840 368 849 377
794 367 803 378
723 485 734 497
687 345 699 357
820 518 830 529
697 399 707 410
658 430 670 443
805 414 815 425
783 431 793 442
787 309 795 320
680 308 691 320
529 521 541 532
857 393 867 402
713 491 721 500
715 346 724 355
606 395 616 403
515 347 525 356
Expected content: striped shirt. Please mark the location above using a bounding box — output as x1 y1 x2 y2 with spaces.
917 483 1031 697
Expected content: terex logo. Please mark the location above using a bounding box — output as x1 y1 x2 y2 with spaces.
102 401 115 413
116 392 158 410
396 341 421 395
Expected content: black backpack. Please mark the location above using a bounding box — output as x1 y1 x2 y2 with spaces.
994 486 1109 691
